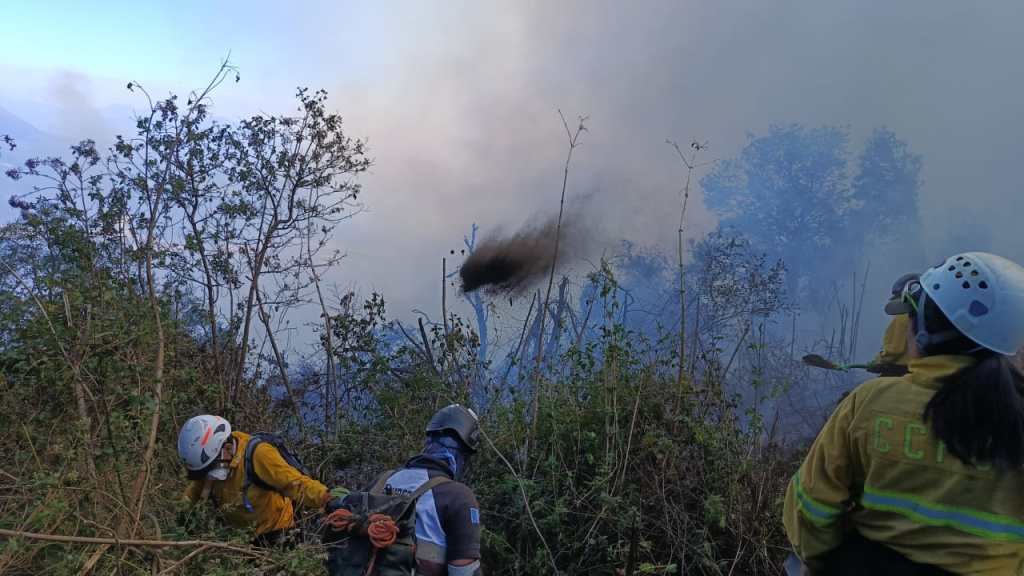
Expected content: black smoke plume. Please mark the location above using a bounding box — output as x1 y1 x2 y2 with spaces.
460 214 582 295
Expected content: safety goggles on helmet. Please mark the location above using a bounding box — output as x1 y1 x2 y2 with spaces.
884 273 922 315
884 271 965 352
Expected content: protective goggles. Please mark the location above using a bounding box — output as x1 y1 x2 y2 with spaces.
884 273 922 315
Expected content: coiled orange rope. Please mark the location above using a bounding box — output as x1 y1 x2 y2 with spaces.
325 509 399 548
365 514 398 548
324 508 359 533
324 509 400 575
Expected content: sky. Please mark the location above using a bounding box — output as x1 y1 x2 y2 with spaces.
3 0 1024 354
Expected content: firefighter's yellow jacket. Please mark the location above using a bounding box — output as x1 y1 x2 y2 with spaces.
183 431 329 535
784 355 1024 575
871 314 912 367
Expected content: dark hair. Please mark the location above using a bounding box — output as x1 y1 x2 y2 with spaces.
916 296 1024 469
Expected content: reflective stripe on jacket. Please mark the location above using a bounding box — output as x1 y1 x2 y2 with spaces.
183 431 329 535
784 355 1024 575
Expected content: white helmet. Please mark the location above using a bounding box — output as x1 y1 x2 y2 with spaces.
177 415 232 471
919 252 1024 355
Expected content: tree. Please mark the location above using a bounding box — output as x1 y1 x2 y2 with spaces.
448 224 491 400
2 66 372 520
688 230 788 355
223 88 371 413
162 102 234 398
702 125 850 298
848 127 923 246
702 124 923 313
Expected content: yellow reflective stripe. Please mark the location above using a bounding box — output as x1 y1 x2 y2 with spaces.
862 486 1024 542
793 472 841 526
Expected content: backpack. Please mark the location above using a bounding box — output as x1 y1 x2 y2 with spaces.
323 470 450 576
241 432 312 513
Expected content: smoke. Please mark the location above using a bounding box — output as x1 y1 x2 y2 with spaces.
47 71 111 142
5 1 1024 336
460 212 584 295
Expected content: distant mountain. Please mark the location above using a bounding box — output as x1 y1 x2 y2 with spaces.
0 106 60 221
0 101 216 221
0 105 52 151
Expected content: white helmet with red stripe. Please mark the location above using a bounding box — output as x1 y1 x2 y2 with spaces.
177 415 232 471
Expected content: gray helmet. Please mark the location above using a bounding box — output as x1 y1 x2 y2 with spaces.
426 404 480 452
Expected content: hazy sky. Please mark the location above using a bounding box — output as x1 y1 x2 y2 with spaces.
3 0 1023 348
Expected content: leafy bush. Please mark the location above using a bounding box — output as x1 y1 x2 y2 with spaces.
0 67 798 575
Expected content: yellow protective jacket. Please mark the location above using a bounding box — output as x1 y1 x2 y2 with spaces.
871 314 912 368
784 355 1024 575
183 431 329 535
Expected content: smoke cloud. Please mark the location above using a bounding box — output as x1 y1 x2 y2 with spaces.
4 0 1024 354
460 212 584 295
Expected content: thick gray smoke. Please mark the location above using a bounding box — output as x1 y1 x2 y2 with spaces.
460 213 584 295
4 1 1023 336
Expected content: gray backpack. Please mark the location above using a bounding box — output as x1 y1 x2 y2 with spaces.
324 471 449 576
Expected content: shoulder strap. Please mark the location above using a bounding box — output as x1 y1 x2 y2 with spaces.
369 469 397 495
392 475 451 521
368 469 451 498
241 435 271 512
409 475 451 501
244 436 273 486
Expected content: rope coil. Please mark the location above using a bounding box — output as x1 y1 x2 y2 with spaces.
365 514 398 548
324 509 398 549
324 509 400 576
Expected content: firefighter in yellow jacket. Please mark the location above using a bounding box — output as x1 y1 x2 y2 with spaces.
784 252 1024 575
178 415 331 545
869 308 912 373
867 272 917 376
